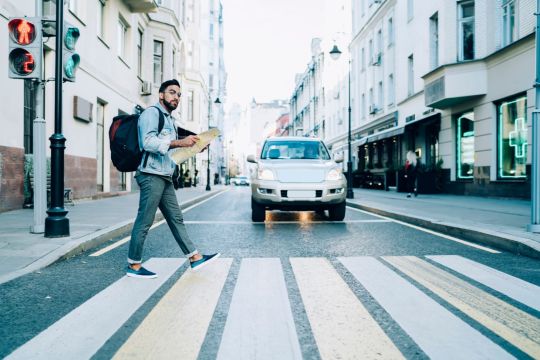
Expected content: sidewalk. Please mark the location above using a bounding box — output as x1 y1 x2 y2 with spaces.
347 188 540 259
0 185 226 285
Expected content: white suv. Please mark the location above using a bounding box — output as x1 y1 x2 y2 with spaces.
247 137 347 222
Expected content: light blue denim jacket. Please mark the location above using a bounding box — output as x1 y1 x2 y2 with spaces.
137 103 177 176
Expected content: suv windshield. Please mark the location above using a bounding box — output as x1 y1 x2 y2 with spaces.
260 140 331 160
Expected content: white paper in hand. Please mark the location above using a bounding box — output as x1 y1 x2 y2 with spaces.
170 128 220 165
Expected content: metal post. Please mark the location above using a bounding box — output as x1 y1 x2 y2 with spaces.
529 0 540 232
346 59 354 199
31 1 46 234
45 0 69 237
206 92 211 191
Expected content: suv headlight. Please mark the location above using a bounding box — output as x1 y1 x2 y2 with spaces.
258 168 275 181
326 168 342 181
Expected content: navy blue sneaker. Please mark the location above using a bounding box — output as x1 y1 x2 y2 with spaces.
126 265 157 279
190 253 221 271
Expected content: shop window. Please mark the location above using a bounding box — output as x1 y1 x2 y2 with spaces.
457 111 474 179
497 96 527 179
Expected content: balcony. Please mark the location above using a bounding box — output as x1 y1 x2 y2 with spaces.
422 60 487 109
123 0 158 13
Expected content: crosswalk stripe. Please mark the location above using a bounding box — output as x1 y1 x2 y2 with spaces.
428 255 540 311
217 258 302 360
384 256 540 359
113 258 232 360
340 256 513 360
6 258 185 360
291 257 404 360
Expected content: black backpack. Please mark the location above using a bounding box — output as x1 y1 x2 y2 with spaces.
109 106 164 172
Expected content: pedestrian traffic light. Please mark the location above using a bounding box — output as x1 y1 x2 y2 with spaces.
7 17 42 79
62 23 80 82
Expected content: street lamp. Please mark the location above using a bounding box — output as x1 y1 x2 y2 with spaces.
329 44 354 199
206 96 221 191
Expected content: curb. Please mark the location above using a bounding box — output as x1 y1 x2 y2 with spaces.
0 189 227 285
347 201 540 260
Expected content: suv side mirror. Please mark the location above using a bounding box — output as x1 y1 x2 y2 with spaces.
334 154 344 163
247 154 257 163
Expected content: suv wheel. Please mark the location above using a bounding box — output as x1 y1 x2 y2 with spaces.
328 201 346 221
251 198 266 222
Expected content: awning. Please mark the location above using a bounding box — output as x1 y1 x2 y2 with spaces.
367 126 404 143
405 112 441 127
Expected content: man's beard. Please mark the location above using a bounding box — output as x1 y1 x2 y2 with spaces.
162 99 178 112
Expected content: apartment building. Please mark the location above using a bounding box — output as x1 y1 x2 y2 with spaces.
346 0 535 197
0 0 225 212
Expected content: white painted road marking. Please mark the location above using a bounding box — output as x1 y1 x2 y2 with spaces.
340 256 513 359
217 258 302 360
291 257 404 360
385 256 540 359
428 255 540 312
6 258 185 360
347 206 501 253
113 258 232 360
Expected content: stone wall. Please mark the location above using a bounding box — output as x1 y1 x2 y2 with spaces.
0 146 25 212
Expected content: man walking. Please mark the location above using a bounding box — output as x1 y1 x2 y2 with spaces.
127 79 220 278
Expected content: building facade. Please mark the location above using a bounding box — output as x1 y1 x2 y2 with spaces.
0 0 226 212
325 0 536 197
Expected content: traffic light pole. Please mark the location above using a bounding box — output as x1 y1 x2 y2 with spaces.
31 1 46 234
45 0 69 237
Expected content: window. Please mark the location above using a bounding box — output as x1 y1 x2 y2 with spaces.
117 18 128 58
172 48 177 78
457 111 475 179
361 94 366 118
378 81 383 109
97 0 105 38
368 39 373 65
408 54 414 96
497 96 527 179
361 48 365 70
430 12 439 69
209 23 214 40
458 1 475 61
388 74 395 105
377 29 382 57
388 18 394 46
153 40 163 84
209 74 214 89
186 0 194 22
187 90 194 121
137 29 143 78
369 88 374 110
407 0 414 21
502 0 516 46
96 101 106 191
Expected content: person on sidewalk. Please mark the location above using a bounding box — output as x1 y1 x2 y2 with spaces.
127 79 220 279
404 150 418 198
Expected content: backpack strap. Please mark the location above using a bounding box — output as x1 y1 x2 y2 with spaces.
142 106 167 168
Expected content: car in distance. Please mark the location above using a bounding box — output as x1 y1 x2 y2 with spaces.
247 137 347 222
231 176 249 186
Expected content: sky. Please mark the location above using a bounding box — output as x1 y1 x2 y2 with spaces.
222 0 327 108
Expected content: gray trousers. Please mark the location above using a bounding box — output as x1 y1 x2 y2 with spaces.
128 172 198 264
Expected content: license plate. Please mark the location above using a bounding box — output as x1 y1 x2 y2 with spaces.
287 190 315 198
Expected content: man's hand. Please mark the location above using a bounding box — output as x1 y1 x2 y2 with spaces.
170 135 199 149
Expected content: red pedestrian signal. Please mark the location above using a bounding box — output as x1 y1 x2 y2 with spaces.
8 19 36 45
7 17 42 79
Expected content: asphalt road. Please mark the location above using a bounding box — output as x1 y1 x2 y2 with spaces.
1 187 539 359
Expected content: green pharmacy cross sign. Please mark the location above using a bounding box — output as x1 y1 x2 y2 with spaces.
509 117 528 158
